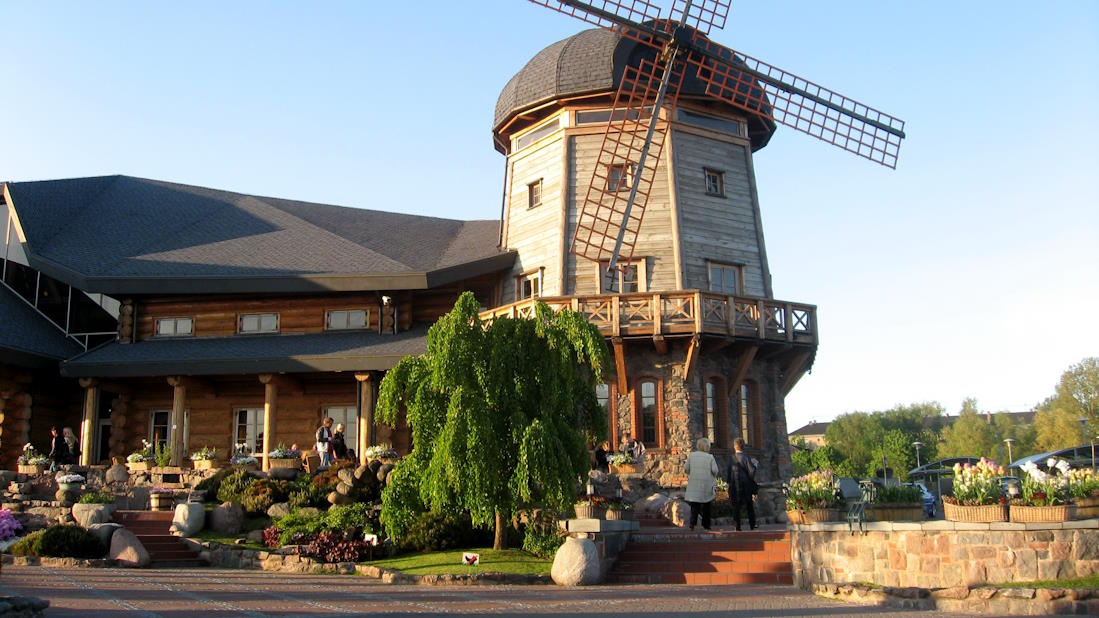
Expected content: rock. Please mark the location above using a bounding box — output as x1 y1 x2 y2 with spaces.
0 470 16 486
587 470 610 483
337 468 355 485
109 528 151 567
209 502 244 535
297 507 321 518
368 459 382 474
663 498 690 527
377 463 394 483
9 481 32 494
55 489 79 504
268 467 299 481
87 523 123 548
328 491 352 506
353 464 371 481
551 537 601 585
170 503 205 537
267 502 291 519
637 493 669 514
246 529 265 544
72 504 114 528
336 482 354 497
105 463 130 484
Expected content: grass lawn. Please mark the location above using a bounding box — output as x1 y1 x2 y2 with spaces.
191 530 265 551
367 548 552 576
997 573 1099 589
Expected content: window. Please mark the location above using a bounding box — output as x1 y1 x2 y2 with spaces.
239 313 278 334
235 407 264 455
637 379 660 447
149 410 170 450
704 168 725 197
514 117 561 150
516 269 542 300
704 382 717 445
326 309 368 330
704 377 728 448
155 317 193 337
606 163 631 192
325 405 359 452
708 262 742 295
596 259 646 293
677 109 742 136
737 382 758 447
596 383 618 450
527 179 543 209
575 107 653 125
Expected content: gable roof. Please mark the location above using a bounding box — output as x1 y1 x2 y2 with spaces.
0 286 83 368
4 176 514 295
789 421 830 437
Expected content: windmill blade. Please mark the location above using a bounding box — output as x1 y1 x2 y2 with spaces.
571 55 687 272
687 35 906 168
529 0 667 47
671 0 731 35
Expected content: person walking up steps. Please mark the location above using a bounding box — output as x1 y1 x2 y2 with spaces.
684 437 719 531
727 437 758 531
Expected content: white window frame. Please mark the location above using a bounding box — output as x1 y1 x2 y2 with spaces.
707 261 742 295
704 382 717 445
596 258 647 293
704 168 725 197
326 309 369 331
235 407 264 455
324 405 359 453
155 317 194 337
527 179 543 209
149 410 170 450
516 268 543 300
606 163 632 193
239 313 279 334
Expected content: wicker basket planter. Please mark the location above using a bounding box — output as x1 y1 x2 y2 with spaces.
605 508 631 521
867 503 924 522
268 458 301 471
574 504 604 519
1010 504 1076 523
786 508 840 524
16 464 46 475
126 461 150 472
1074 497 1099 520
191 459 217 471
943 501 1008 523
612 463 639 475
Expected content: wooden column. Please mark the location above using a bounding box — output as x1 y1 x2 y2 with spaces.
258 374 277 471
355 372 375 464
78 378 99 466
166 377 186 467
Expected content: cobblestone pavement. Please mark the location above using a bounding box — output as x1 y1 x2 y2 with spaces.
0 566 981 617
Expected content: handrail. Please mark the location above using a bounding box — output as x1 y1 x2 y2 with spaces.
480 290 816 345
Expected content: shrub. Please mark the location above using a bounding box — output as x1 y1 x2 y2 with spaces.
310 460 355 490
216 468 255 504
240 479 290 514
196 467 234 500
270 509 327 547
873 485 922 504
785 470 842 511
302 530 373 563
288 476 329 509
13 525 104 558
78 491 116 505
398 511 482 553
521 523 565 559
326 503 372 534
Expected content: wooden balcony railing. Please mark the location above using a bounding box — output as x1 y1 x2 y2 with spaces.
480 290 817 345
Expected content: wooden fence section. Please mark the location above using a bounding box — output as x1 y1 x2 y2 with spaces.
480 291 817 345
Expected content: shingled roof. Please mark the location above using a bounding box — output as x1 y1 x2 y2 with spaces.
0 286 83 368
4 176 514 295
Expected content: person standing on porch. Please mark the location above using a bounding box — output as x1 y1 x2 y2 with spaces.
48 426 69 472
684 437 719 531
727 437 758 531
315 417 334 468
331 423 349 460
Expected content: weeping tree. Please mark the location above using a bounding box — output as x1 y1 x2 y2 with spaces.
376 292 608 549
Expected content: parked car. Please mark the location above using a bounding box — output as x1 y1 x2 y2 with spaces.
904 482 936 518
999 476 1022 499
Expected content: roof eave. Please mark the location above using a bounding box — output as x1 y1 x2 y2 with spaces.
60 353 412 378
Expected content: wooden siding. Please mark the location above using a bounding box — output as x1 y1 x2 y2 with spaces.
670 130 769 297
501 133 566 303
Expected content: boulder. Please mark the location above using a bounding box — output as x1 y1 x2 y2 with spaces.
367 459 382 474
377 463 394 483
267 502 291 520
105 463 130 484
246 529 265 544
663 498 690 527
353 464 371 481
209 502 244 535
87 523 123 548
170 503 205 537
550 537 601 585
55 489 79 505
328 491 352 506
72 503 114 528
109 528 150 567
637 493 669 514
337 468 355 485
268 467 299 481
336 482 354 497
0 470 15 486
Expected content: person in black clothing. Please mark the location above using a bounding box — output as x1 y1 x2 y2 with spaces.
593 441 610 473
331 423 349 460
48 426 70 472
726 437 758 531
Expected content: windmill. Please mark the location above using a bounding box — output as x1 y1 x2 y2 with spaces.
530 0 907 292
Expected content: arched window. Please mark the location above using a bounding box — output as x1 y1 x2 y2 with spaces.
595 382 618 449
634 377 662 448
704 382 716 444
736 381 760 447
704 377 728 448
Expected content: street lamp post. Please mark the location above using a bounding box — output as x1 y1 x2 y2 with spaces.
1079 418 1089 446
912 441 923 469
1004 438 1015 470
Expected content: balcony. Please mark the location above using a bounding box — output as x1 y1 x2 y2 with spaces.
481 290 816 346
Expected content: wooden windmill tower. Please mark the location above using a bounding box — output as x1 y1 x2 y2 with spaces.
487 0 905 494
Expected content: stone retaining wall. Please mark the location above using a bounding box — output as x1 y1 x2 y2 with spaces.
813 582 1099 616
791 519 1099 589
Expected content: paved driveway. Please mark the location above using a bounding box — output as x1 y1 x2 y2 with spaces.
0 565 978 617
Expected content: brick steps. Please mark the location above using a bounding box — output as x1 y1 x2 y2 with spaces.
608 529 792 586
113 510 205 568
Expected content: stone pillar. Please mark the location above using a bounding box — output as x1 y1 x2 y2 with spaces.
355 372 374 464
258 374 277 471
166 377 186 467
117 299 134 344
78 378 99 466
108 394 130 461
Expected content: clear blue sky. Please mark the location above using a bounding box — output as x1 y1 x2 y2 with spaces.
3 1 1097 431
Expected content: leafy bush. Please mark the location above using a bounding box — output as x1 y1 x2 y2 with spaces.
325 503 372 534
78 491 116 505
288 476 329 509
240 479 290 514
310 460 355 489
216 468 255 504
874 485 922 504
12 525 103 558
398 510 483 553
196 467 235 500
521 523 565 559
303 530 373 563
268 509 327 547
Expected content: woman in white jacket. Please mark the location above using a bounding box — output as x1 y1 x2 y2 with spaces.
684 437 720 530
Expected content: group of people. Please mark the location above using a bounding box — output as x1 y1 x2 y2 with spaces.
314 417 352 468
49 426 79 471
592 434 647 473
685 436 757 531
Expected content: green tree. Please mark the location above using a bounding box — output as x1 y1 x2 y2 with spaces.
376 293 609 549
1034 358 1099 451
939 398 1000 461
824 402 943 478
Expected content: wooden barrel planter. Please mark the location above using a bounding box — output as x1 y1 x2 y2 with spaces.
1074 497 1099 520
127 461 150 472
16 464 47 475
786 508 840 524
1010 504 1076 523
867 503 924 521
943 501 1008 523
612 463 639 475
149 492 174 511
268 458 301 471
574 504 603 519
605 508 631 521
191 459 217 471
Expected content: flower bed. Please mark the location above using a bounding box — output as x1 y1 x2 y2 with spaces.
943 458 1007 521
785 470 842 517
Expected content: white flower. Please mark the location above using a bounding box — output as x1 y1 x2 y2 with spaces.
22 443 33 451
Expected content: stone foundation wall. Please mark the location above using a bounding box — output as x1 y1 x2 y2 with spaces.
791 520 1099 590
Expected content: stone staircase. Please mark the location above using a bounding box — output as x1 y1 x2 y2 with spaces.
607 528 793 585
113 510 206 568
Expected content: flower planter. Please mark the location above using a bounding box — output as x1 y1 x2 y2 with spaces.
58 482 83 492
612 463 639 475
127 461 150 472
1074 497 1099 520
149 493 174 511
786 508 840 524
1010 504 1076 523
17 464 47 475
268 458 301 471
867 503 924 522
574 504 603 519
234 463 259 471
605 508 631 521
943 501 1008 523
191 459 217 471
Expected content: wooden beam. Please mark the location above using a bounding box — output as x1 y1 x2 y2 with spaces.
78 378 99 467
652 335 667 355
355 372 375 464
258 374 278 471
683 335 701 381
727 345 758 398
166 376 186 467
611 337 628 390
781 351 814 396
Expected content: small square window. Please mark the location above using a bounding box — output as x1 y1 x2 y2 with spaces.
527 179 543 209
239 313 279 334
708 262 741 295
607 163 630 192
597 258 646 293
704 168 725 197
517 270 542 300
155 317 193 337
326 309 369 330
